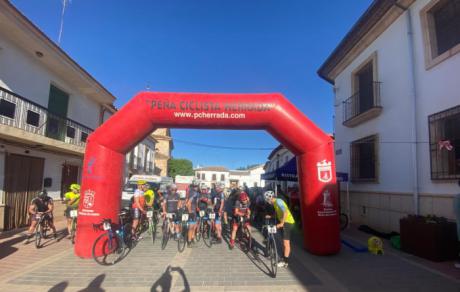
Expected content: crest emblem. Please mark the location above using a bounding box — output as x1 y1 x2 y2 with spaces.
317 160 332 183
83 189 95 209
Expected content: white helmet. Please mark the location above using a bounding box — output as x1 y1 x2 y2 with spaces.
264 190 275 203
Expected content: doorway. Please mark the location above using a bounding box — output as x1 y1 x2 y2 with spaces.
4 153 44 230
61 164 79 198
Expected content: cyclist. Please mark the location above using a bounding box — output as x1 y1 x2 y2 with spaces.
26 190 57 241
229 191 251 249
212 182 225 244
64 184 80 239
131 180 148 240
264 190 295 268
186 181 200 247
144 183 155 208
162 184 184 239
223 186 239 226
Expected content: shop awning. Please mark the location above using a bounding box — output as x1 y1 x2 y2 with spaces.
261 157 298 181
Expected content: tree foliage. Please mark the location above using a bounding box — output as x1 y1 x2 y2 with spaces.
168 158 194 177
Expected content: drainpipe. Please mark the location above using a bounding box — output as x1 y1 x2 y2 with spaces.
396 2 419 215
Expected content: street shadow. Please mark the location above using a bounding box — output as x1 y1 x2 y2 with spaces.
48 281 68 292
151 265 190 292
39 229 67 248
77 274 106 292
0 235 23 259
245 238 274 278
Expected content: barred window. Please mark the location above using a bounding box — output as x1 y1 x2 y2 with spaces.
431 0 460 56
429 105 460 180
350 135 378 182
212 174 217 181
221 174 225 181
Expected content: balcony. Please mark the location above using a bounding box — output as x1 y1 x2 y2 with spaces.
0 86 93 154
342 81 382 127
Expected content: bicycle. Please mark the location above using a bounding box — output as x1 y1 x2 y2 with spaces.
262 217 278 277
69 209 78 244
235 215 252 253
91 210 132 266
34 212 52 248
146 207 160 245
177 210 189 252
198 209 214 248
161 213 175 250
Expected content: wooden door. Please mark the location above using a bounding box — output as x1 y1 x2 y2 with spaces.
4 154 44 230
61 164 79 198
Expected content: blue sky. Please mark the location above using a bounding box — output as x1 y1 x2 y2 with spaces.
12 0 371 169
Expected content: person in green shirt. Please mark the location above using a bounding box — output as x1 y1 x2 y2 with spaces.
64 184 80 239
264 190 295 268
144 183 155 208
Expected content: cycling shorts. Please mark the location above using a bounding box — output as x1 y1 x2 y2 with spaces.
232 216 250 229
188 212 197 224
132 208 142 219
64 206 77 218
281 223 294 240
32 213 53 222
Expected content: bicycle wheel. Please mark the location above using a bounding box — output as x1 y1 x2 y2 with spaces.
195 220 202 242
178 223 187 253
340 213 349 231
203 221 212 248
70 218 77 244
149 219 157 246
269 236 278 277
243 226 252 253
35 222 42 248
161 220 170 250
92 232 124 266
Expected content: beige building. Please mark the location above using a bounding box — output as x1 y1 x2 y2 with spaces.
0 2 116 230
152 128 173 176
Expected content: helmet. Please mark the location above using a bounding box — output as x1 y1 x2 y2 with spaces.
137 180 147 185
70 184 80 192
264 190 275 203
143 183 150 189
38 190 48 199
239 191 249 201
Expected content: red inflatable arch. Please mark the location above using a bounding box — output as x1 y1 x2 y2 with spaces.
75 92 340 258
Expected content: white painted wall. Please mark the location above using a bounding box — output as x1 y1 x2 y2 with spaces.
0 35 100 130
195 170 229 187
333 0 460 196
0 143 82 202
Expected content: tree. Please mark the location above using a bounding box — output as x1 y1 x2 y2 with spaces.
168 158 194 178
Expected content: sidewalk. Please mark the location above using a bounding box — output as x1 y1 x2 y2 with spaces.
0 221 458 291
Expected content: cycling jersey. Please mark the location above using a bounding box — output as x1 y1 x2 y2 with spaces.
132 189 145 209
234 199 249 215
165 192 180 213
274 198 295 224
188 190 199 212
64 191 80 208
144 189 155 205
31 196 53 212
197 193 210 211
213 192 225 212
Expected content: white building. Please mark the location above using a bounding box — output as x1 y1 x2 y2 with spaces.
229 164 266 188
263 145 297 192
318 0 460 232
194 166 230 188
0 2 118 231
125 135 157 181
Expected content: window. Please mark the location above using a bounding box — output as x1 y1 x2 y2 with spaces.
26 110 40 127
81 132 88 143
350 135 378 182
201 173 205 180
220 174 225 181
196 173 200 178
66 126 75 138
429 105 460 179
212 174 217 181
343 53 381 126
421 0 460 68
0 99 16 119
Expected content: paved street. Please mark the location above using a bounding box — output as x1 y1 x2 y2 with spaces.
0 220 459 292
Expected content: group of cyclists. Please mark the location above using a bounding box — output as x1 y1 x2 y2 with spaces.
25 179 295 268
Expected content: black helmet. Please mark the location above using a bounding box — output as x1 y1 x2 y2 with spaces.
38 190 47 198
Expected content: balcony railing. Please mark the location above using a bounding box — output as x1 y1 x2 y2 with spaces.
0 86 93 148
342 81 382 127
